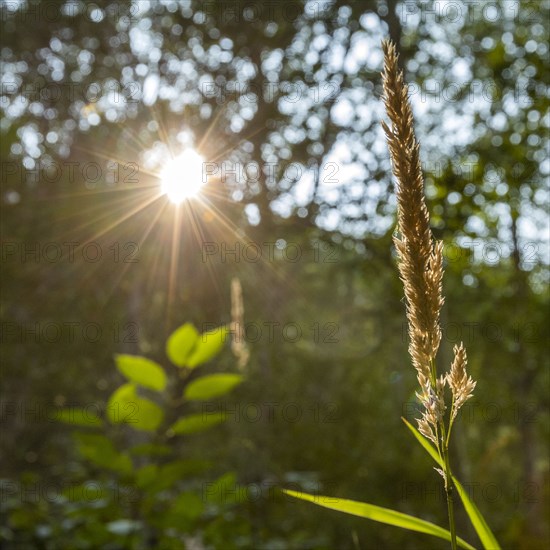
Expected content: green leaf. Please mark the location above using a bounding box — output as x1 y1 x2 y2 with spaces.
204 472 245 505
186 326 229 369
401 417 441 465
57 408 102 427
107 383 164 432
401 417 500 550
282 490 476 550
166 323 199 367
169 412 225 435
106 383 135 424
184 373 243 401
453 477 501 550
132 396 163 432
114 354 167 391
74 433 132 476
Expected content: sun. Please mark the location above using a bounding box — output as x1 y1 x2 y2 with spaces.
160 149 206 204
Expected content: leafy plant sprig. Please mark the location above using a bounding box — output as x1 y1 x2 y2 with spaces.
57 321 245 542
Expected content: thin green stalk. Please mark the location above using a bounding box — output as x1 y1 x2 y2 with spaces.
440 421 457 550
430 357 457 549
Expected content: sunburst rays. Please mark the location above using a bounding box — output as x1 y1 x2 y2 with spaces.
32 101 287 324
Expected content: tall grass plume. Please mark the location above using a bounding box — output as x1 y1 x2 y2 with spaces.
382 39 477 549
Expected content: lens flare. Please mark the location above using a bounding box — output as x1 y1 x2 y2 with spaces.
160 149 206 203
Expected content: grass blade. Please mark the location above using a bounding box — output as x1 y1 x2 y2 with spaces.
452 478 501 550
402 416 442 466
401 417 501 549
282 489 476 550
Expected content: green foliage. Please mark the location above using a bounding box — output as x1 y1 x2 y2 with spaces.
283 415 497 550
114 354 167 391
283 489 476 550
15 322 244 547
186 326 230 369
166 323 199 367
204 472 245 505
169 412 226 435
74 433 133 476
184 373 244 401
402 418 501 550
165 323 229 369
107 383 164 432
